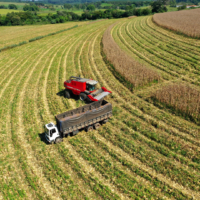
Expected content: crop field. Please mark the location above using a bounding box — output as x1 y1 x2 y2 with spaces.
153 8 200 38
0 15 200 200
0 2 26 10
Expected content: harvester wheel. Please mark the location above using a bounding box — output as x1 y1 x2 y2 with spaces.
86 96 92 103
64 90 71 99
80 93 87 101
86 126 93 132
55 137 63 144
94 123 101 130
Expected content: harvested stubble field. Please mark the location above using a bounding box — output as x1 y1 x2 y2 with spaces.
0 15 200 200
153 8 200 38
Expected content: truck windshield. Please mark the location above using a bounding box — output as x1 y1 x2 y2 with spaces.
50 128 56 137
45 127 49 135
87 84 95 91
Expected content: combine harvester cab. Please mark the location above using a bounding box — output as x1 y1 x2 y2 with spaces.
64 76 111 102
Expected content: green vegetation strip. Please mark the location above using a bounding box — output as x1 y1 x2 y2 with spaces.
58 143 120 200
89 134 191 200
115 105 200 167
98 123 200 192
129 22 198 73
69 136 163 199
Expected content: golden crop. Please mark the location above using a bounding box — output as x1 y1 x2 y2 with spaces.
152 83 200 123
153 8 200 38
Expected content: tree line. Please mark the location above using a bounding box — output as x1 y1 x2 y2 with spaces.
0 4 17 9
63 1 151 10
0 7 153 26
0 0 168 26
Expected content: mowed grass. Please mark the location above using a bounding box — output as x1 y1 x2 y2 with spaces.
0 9 22 15
0 16 200 200
0 21 84 48
38 9 84 16
101 3 113 7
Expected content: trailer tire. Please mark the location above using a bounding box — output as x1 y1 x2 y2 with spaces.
80 93 87 101
94 123 101 130
64 90 71 99
102 119 108 124
86 126 93 132
72 130 79 136
55 137 63 144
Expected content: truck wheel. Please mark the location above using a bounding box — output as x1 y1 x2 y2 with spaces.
86 126 93 132
94 123 101 130
55 137 63 144
64 90 71 99
80 93 87 101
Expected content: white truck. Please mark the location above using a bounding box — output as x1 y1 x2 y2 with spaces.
45 100 112 144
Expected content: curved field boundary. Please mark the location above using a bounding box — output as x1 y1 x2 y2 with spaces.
102 23 160 88
117 19 200 85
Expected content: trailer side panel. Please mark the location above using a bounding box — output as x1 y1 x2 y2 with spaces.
56 100 112 134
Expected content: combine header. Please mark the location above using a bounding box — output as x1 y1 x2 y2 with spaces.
64 76 111 102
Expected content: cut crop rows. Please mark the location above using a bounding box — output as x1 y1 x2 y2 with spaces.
1 16 200 200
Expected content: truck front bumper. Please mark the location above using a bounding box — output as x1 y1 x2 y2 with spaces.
45 134 53 144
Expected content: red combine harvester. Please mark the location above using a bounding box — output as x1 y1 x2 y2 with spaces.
64 76 111 102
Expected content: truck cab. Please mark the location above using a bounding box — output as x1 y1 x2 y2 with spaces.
45 122 60 143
